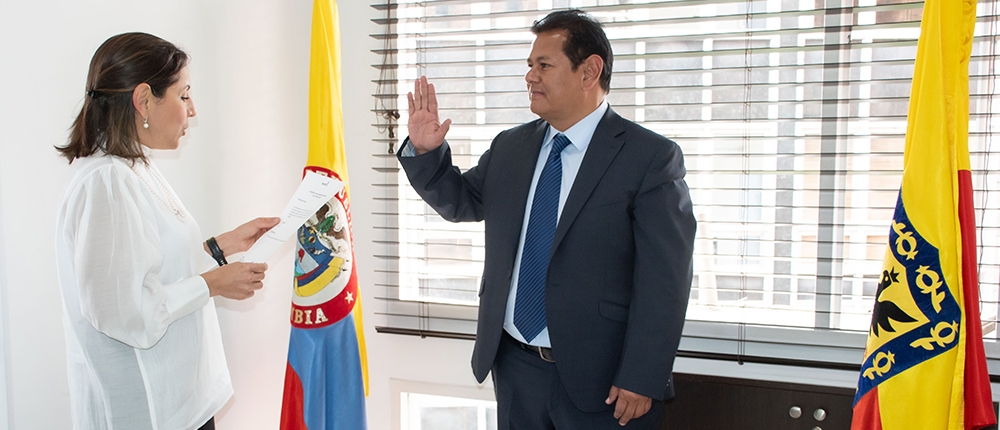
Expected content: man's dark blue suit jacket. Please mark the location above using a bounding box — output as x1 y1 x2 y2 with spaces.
397 107 696 412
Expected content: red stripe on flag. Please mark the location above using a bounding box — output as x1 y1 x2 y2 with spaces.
958 170 997 430
852 388 883 430
280 362 308 430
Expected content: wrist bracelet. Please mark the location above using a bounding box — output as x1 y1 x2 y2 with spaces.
206 237 228 266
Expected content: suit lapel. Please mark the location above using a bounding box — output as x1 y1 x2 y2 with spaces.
552 108 625 252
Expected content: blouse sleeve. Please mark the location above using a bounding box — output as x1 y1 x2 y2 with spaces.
65 164 210 349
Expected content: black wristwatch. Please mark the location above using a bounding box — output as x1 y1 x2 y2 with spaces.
206 237 228 266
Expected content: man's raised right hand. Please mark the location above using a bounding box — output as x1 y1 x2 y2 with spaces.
407 76 452 155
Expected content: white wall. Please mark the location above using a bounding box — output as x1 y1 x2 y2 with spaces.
0 1 492 428
11 2 996 430
0 1 891 429
0 151 9 428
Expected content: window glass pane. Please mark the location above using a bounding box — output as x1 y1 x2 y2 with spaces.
402 392 498 430
373 0 1000 365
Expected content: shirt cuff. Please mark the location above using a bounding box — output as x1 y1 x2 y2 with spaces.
400 140 448 157
165 275 211 325
401 141 417 157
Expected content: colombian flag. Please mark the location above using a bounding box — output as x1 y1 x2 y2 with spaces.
279 1 369 429
850 0 994 428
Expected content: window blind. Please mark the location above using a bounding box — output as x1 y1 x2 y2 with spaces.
369 0 1000 374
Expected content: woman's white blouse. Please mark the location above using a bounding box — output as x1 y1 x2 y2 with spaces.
55 154 232 430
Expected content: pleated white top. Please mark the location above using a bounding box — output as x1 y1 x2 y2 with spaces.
55 153 232 430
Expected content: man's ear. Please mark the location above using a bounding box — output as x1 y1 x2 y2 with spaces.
132 83 152 118
581 54 604 92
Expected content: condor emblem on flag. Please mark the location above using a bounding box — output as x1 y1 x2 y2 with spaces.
855 198 961 402
291 168 357 328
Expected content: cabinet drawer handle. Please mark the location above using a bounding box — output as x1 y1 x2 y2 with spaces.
814 408 827 421
789 406 802 418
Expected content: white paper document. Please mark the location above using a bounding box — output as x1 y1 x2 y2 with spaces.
241 171 345 263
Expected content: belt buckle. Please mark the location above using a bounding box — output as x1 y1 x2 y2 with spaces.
536 347 555 363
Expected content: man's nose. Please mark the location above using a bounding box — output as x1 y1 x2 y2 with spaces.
525 68 539 83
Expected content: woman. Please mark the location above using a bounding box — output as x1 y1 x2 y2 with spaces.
54 32 279 430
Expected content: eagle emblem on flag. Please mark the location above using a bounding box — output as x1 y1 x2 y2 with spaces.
854 196 962 405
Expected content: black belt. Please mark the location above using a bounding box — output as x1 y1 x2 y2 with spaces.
503 331 555 363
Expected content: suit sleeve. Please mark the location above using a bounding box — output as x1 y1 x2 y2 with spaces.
397 138 492 222
614 141 696 399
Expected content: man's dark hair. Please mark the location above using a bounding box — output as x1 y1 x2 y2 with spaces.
531 9 613 93
57 32 189 164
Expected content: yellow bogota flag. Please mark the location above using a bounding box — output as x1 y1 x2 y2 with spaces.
850 0 994 428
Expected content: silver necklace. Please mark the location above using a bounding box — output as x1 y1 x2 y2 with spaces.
129 162 187 222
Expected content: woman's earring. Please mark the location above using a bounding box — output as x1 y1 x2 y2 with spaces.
143 117 149 129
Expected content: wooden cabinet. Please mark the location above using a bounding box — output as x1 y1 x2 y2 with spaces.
662 373 855 429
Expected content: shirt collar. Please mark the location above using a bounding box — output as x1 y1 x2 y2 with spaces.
543 100 609 152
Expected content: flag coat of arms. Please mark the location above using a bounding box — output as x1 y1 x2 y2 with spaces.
280 1 369 429
850 0 994 428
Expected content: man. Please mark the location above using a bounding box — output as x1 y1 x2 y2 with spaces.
398 9 695 429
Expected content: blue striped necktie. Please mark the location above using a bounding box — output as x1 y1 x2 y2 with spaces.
514 133 572 343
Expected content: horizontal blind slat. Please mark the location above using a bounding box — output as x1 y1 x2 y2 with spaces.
369 0 1000 366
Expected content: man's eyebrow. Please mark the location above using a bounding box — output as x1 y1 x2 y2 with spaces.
527 55 552 62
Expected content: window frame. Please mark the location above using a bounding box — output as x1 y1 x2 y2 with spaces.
369 0 1000 379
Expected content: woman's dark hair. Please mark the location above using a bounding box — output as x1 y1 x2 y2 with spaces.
57 32 189 163
531 9 613 93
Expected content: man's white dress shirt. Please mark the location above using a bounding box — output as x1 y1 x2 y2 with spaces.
503 101 609 347
402 101 609 347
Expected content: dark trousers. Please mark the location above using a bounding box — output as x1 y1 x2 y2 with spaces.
196 417 215 430
492 333 664 430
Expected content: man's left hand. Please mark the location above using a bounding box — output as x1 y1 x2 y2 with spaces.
605 386 652 426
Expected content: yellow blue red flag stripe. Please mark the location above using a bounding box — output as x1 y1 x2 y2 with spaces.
280 1 368 428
